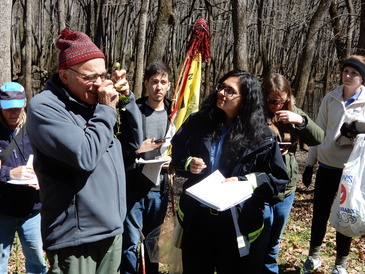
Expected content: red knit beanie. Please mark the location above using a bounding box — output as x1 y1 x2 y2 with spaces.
56 28 105 70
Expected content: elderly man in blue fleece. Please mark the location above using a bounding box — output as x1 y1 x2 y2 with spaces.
26 29 142 274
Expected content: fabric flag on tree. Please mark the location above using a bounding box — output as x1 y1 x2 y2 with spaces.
170 18 210 131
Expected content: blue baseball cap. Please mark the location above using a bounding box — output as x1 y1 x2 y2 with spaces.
0 82 26 109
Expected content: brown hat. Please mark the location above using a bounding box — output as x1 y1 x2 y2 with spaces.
56 28 105 70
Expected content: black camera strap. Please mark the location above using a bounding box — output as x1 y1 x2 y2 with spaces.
0 126 26 163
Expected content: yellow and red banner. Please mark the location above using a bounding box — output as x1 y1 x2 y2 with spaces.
174 54 201 130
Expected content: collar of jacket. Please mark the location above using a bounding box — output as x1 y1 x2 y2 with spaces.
46 73 96 111
331 84 365 103
136 96 172 117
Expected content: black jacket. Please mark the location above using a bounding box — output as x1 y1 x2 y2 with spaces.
119 96 172 208
171 112 289 236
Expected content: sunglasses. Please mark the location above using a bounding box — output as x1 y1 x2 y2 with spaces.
67 68 108 82
266 98 290 105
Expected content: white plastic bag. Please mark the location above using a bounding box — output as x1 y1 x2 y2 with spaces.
145 216 183 274
330 134 365 237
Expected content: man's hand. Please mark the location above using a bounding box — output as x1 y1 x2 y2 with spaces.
97 80 119 109
10 166 35 180
136 138 163 154
302 165 314 188
113 69 130 96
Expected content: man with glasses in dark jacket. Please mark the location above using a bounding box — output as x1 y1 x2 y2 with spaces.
26 29 142 274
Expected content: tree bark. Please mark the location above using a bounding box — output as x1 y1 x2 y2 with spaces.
293 0 332 108
57 0 66 30
356 0 365 55
257 0 270 76
0 0 12 84
25 0 32 100
232 0 248 70
133 0 150 98
147 0 175 65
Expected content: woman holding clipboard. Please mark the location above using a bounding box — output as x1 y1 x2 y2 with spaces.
171 70 290 273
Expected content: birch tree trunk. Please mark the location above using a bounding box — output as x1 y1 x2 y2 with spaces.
0 0 12 83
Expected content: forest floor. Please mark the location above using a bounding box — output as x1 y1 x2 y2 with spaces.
8 151 365 273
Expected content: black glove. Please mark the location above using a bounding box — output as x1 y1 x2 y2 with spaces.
340 121 359 139
302 165 314 188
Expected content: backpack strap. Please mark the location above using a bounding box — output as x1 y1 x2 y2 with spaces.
0 126 26 163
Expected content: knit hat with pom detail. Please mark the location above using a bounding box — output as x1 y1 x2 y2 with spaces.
56 28 105 70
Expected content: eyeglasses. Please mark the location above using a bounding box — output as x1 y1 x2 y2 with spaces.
215 83 240 97
266 98 290 105
67 67 108 82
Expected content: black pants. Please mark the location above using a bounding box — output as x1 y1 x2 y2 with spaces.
310 166 352 257
181 206 249 274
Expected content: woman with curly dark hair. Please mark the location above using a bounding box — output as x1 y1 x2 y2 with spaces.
171 70 289 273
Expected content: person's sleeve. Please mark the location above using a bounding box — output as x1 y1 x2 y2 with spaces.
171 115 195 177
244 141 290 203
294 107 324 146
27 98 118 172
0 165 11 183
118 92 143 167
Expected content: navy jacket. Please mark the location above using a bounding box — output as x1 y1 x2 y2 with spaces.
27 74 141 251
0 116 41 218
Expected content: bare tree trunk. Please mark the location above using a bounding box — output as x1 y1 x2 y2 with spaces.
0 0 12 83
133 0 149 98
329 0 346 60
25 0 32 100
94 0 105 49
345 0 355 57
232 0 248 70
356 0 365 55
293 0 332 108
257 0 270 76
57 0 66 30
147 0 175 65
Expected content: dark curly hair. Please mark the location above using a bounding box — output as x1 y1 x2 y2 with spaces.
200 70 270 152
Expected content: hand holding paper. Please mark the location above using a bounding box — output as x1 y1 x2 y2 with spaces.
7 154 38 185
186 170 254 211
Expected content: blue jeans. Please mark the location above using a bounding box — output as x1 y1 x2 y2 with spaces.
121 190 168 274
250 193 295 273
0 212 47 274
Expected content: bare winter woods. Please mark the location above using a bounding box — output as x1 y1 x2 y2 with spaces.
0 0 364 117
